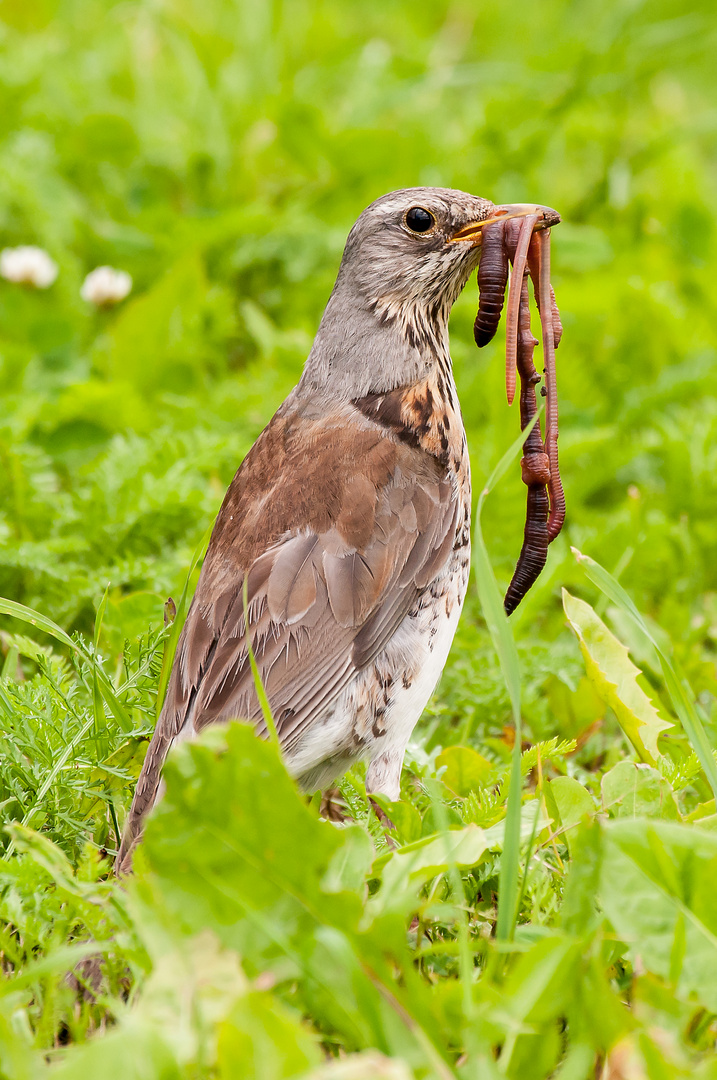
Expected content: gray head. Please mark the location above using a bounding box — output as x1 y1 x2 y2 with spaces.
340 187 497 321
298 187 557 402
299 187 495 400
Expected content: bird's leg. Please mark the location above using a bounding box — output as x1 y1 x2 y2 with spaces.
503 279 551 615
474 221 509 349
527 229 565 542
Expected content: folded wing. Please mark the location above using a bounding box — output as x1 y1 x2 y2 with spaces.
118 403 458 869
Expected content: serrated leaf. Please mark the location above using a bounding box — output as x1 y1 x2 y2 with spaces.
572 549 717 802
562 589 672 764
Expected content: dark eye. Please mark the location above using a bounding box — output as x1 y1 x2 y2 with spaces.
405 206 435 233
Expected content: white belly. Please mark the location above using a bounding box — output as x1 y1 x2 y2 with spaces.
288 545 470 797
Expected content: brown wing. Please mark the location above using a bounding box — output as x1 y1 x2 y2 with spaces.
118 401 458 870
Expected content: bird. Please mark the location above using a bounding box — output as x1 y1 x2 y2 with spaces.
117 187 556 873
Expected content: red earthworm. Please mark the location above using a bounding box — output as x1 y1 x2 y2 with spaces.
534 283 563 348
471 207 564 611
528 229 565 541
549 284 563 348
474 222 509 348
503 214 538 406
503 278 550 615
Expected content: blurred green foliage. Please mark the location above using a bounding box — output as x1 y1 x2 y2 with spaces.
1 0 717 1074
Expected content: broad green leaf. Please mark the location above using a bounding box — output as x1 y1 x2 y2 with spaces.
498 934 582 1074
322 826 375 895
372 825 488 915
139 724 451 1069
481 803 552 850
218 991 321 1079
600 820 717 1011
562 589 672 764
103 253 209 392
544 776 596 857
601 762 680 821
572 550 717 802
141 724 363 947
373 798 422 845
436 745 495 796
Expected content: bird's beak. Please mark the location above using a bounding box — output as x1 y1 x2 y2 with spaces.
450 203 561 244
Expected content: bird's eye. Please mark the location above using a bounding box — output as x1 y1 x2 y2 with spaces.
405 206 436 233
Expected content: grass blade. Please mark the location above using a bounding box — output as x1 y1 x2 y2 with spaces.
0 594 133 734
473 417 540 942
155 525 212 721
92 583 111 740
0 596 79 654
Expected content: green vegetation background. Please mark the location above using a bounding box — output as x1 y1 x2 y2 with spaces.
1 0 717 1076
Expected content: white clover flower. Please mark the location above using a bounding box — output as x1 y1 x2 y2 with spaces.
0 246 58 288
81 265 132 306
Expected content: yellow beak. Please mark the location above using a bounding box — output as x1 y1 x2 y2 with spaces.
450 203 561 243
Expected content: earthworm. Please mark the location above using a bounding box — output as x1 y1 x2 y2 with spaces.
534 284 563 348
528 229 565 541
503 279 550 615
473 206 566 613
503 214 539 406
549 285 563 348
473 222 509 348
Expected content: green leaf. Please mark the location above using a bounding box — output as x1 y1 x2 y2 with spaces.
218 990 321 1079
372 825 489 915
498 934 583 1075
372 799 422 845
601 762 680 821
103 253 209 392
562 589 672 764
560 820 604 936
544 776 596 857
436 745 495 797
139 724 452 1070
572 549 717 802
600 820 717 1011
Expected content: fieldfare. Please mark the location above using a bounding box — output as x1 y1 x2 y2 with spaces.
118 187 559 873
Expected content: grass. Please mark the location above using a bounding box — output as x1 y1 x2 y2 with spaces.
1 0 717 1075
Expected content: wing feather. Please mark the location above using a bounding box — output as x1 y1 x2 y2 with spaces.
118 404 459 872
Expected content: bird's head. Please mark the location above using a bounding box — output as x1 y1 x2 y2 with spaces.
341 187 558 330
302 186 559 399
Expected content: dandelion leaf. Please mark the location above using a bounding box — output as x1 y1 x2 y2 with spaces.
562 590 672 764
